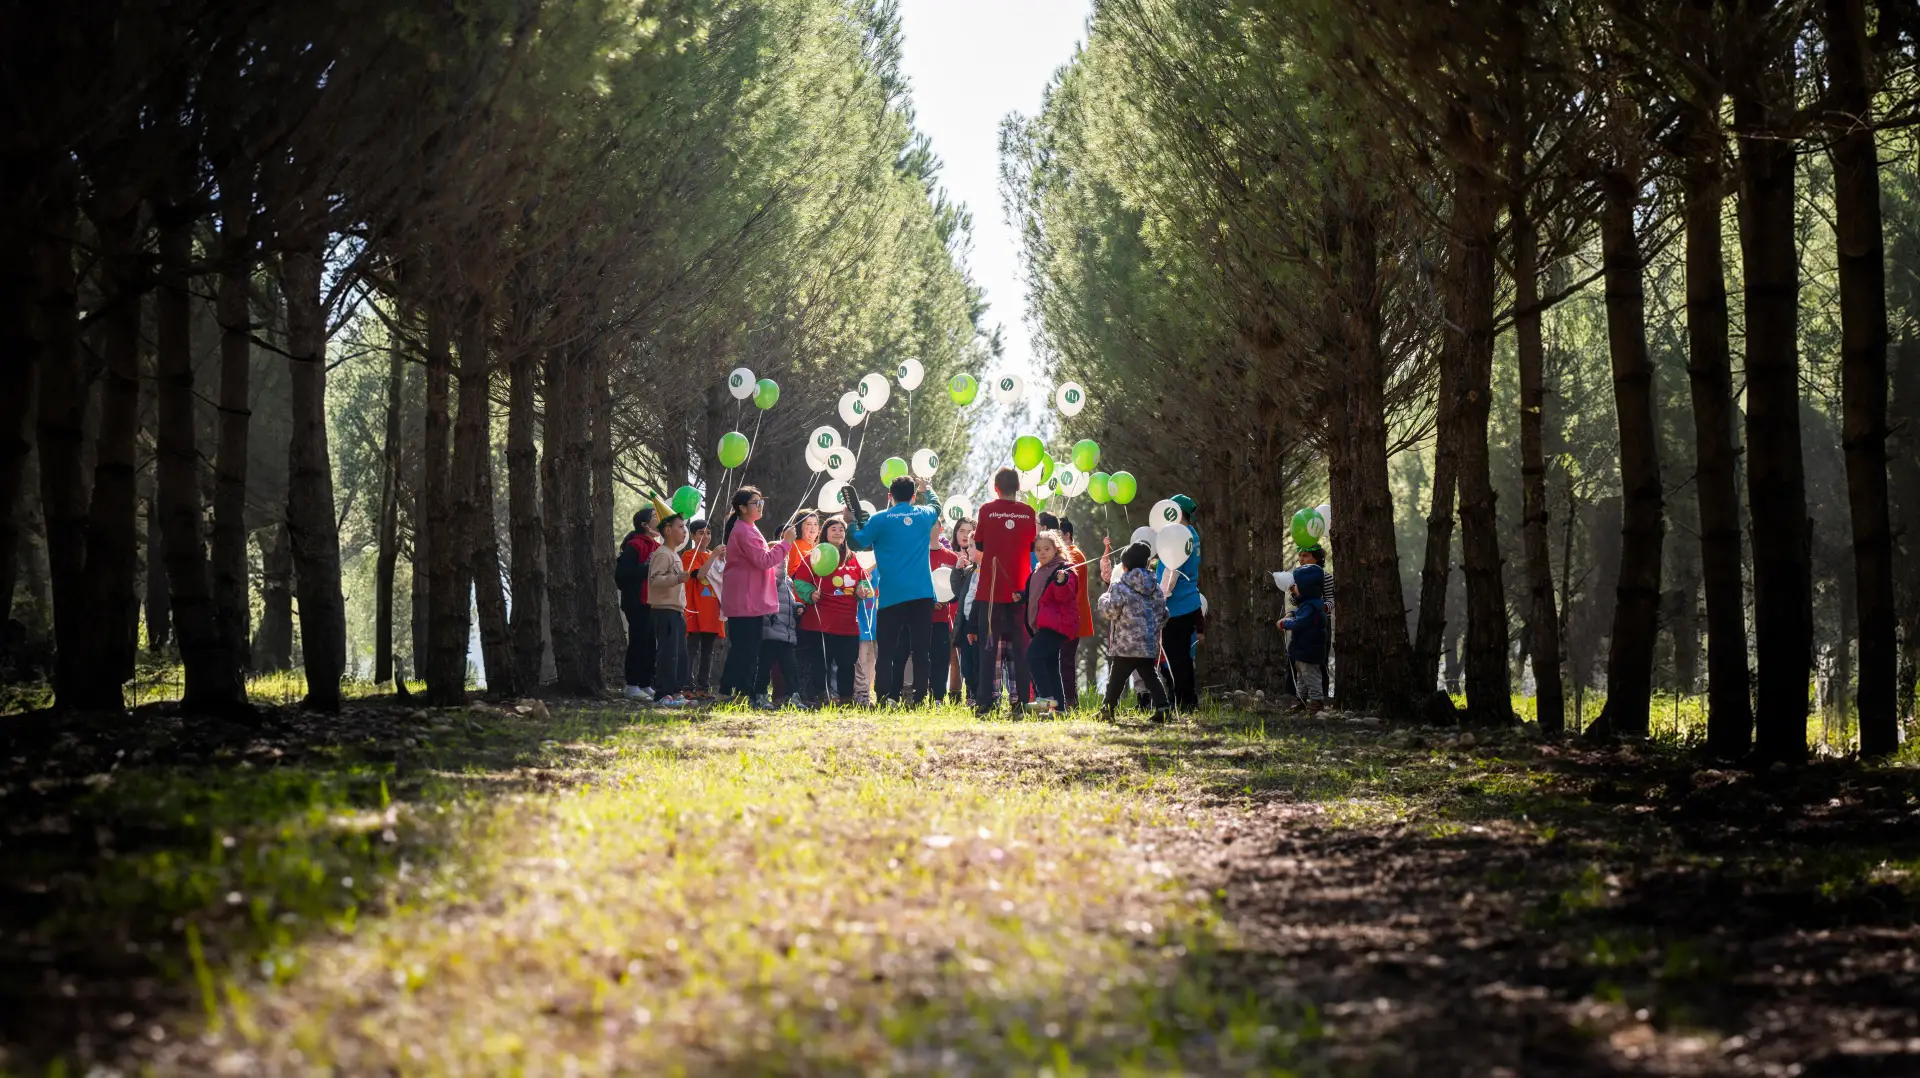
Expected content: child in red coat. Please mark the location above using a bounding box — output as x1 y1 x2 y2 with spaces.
1023 530 1081 714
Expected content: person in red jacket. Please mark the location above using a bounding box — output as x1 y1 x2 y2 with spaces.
972 466 1038 717
793 517 868 704
1024 529 1081 713
927 518 961 703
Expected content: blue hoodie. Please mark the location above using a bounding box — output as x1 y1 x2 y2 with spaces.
850 491 941 609
1165 525 1202 617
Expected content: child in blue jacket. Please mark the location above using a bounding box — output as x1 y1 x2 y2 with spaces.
1279 561 1329 712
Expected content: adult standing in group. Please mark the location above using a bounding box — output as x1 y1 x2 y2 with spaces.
1160 493 1203 711
927 518 961 703
718 486 795 702
850 475 941 704
973 467 1038 717
613 508 661 700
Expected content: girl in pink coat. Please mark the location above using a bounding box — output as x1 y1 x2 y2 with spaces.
1023 530 1081 713
717 486 795 704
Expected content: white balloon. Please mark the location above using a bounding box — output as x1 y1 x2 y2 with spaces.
1054 381 1087 416
911 448 939 477
932 565 955 603
825 447 856 482
858 372 891 411
991 373 1026 406
1149 498 1184 529
896 358 925 391
1200 593 1209 616
727 367 756 400
1018 465 1043 492
1155 523 1194 570
1130 526 1157 548
1058 467 1088 498
854 550 876 572
806 442 830 473
808 425 842 452
944 498 971 523
1272 570 1295 593
1314 503 1333 535
818 480 852 514
838 390 866 427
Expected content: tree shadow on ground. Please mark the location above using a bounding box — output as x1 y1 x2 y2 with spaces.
0 696 710 1072
1095 709 1920 1076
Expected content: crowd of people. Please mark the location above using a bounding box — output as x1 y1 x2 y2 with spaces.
612 464 1332 716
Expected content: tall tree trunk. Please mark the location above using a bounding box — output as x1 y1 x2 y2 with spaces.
373 302 407 687
1682 135 1754 757
35 197 93 705
1824 0 1896 757
1324 203 1413 714
422 296 465 704
591 354 620 682
1411 356 1459 698
281 245 346 711
1735 10 1812 763
1597 167 1664 738
155 180 246 712
0 216 39 625
76 197 144 705
1512 186 1564 733
145 492 171 654
1442 152 1512 723
211 163 254 681
251 521 293 672
1890 336 1920 727
507 340 546 692
543 341 602 695
453 296 514 695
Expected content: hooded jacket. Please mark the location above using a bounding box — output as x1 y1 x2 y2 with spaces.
1098 566 1169 659
763 562 800 644
1025 553 1081 636
614 530 660 614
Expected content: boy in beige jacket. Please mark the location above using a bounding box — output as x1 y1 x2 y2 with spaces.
647 515 704 707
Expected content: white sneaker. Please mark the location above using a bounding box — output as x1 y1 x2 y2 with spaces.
624 685 646 699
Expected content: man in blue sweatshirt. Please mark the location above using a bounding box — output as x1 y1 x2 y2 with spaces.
850 475 941 705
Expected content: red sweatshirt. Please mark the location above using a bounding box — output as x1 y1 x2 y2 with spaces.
974 497 1037 604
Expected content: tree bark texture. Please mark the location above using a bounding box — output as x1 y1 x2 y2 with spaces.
1682 141 1755 757
1513 189 1564 732
1411 344 1460 698
1823 0 1896 756
156 181 246 711
77 197 144 703
591 353 621 683
281 245 347 712
0 214 42 627
1442 154 1512 723
1598 167 1664 738
507 340 547 693
35 201 94 705
1889 337 1920 727
374 304 407 686
146 493 171 654
543 340 602 695
1734 13 1812 763
251 521 293 672
211 163 255 681
453 298 514 695
422 297 465 705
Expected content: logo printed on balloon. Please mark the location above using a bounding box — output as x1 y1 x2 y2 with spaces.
817 433 833 449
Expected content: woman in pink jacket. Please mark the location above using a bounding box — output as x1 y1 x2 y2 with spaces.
718 485 796 704
1023 529 1081 714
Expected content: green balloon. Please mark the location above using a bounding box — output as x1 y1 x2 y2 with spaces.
1291 508 1321 550
811 543 841 576
1072 439 1100 473
671 485 701 519
948 373 979 405
1109 470 1137 505
881 456 909 484
717 431 750 470
792 579 817 604
1039 452 1055 485
1012 435 1044 472
753 378 780 410
1088 471 1111 504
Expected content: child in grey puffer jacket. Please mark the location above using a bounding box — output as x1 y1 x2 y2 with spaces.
756 562 801 707
1097 541 1171 721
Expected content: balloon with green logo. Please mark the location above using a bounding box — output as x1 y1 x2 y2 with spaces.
880 456 909 485
1290 507 1323 550
753 378 780 410
1071 439 1100 472
1109 470 1137 505
810 543 841 577
1088 471 1111 504
717 431 750 470
947 373 979 405
671 485 701 519
1012 434 1044 472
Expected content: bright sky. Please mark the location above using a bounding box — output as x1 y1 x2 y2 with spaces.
896 0 1092 386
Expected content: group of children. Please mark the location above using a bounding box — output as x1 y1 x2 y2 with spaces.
614 467 1331 716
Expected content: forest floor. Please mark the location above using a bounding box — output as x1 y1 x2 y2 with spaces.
2 694 1919 1076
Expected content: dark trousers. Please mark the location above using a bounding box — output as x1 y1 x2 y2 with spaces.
972 601 1030 714
688 632 718 691
757 638 798 699
956 631 979 705
798 629 858 702
1162 610 1200 710
719 614 765 697
876 598 934 704
1028 627 1067 704
823 632 858 700
650 609 687 698
927 622 953 702
1105 656 1170 714
623 602 655 688
1060 635 1082 708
